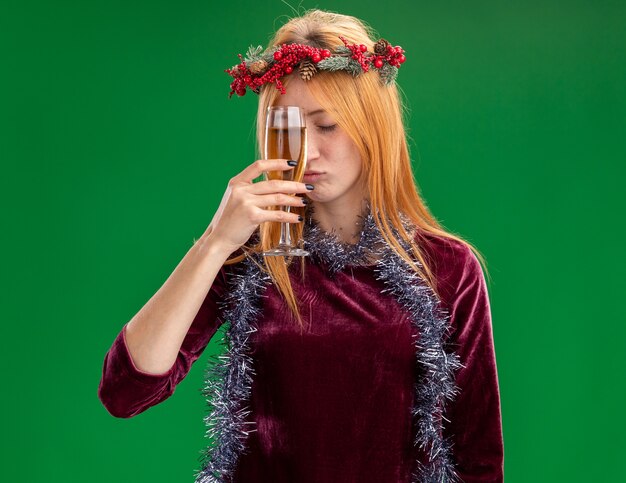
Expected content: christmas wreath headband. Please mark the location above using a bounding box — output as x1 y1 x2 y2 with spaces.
225 36 406 98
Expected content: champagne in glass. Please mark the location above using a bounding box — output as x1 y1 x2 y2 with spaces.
262 106 309 257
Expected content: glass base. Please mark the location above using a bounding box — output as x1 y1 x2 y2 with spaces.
262 244 310 257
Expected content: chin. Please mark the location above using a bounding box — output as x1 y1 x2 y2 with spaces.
304 182 361 205
304 191 323 202
305 191 337 204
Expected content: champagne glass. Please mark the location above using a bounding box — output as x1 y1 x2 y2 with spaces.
262 105 310 257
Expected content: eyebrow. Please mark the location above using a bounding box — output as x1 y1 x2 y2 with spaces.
307 109 326 116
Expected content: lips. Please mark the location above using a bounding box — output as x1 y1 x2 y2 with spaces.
303 171 325 181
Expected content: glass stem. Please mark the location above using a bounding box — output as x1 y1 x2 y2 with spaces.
279 205 293 247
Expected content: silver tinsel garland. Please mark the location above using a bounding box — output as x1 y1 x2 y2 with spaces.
194 201 464 483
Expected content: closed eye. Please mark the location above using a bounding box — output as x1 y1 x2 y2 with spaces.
317 124 337 133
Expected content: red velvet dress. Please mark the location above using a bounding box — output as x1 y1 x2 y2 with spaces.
98 232 504 482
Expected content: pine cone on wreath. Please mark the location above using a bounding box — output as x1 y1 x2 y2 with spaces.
249 59 268 74
299 59 317 81
374 38 391 55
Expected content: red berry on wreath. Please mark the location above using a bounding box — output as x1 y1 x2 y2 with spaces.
274 51 283 61
374 58 384 68
359 44 367 52
398 54 406 64
285 65 293 74
312 53 321 63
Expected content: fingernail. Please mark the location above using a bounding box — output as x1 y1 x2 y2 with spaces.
298 215 303 221
301 197 309 205
287 160 298 166
305 184 315 190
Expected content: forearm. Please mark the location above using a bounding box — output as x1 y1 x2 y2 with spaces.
124 229 233 375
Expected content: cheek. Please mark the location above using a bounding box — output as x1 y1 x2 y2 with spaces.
344 146 363 178
350 154 363 173
333 138 362 172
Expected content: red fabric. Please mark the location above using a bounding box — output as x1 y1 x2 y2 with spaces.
98 232 504 482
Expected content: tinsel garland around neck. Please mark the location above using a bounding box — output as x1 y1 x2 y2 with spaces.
301 200 393 274
193 201 464 483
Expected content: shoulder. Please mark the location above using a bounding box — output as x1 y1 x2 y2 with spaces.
414 229 484 310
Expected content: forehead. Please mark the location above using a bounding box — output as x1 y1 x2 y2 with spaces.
273 75 330 118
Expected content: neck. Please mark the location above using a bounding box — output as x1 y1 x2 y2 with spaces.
309 197 371 245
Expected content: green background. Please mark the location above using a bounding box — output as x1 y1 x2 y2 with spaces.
2 0 624 481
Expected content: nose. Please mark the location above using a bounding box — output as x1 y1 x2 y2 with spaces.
306 128 321 163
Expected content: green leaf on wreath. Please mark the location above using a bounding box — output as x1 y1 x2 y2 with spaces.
317 56 350 71
378 62 398 85
244 45 264 63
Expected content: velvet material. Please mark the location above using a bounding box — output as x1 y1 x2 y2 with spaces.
98 233 504 482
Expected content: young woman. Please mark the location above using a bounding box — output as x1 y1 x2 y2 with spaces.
98 9 504 483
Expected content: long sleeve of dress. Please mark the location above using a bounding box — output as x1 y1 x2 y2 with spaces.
97 264 230 419
439 244 505 482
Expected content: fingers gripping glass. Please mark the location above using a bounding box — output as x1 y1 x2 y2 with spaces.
262 106 310 257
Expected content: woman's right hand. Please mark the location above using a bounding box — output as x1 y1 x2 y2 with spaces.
203 158 314 256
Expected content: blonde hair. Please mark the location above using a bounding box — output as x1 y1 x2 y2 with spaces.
224 9 489 330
